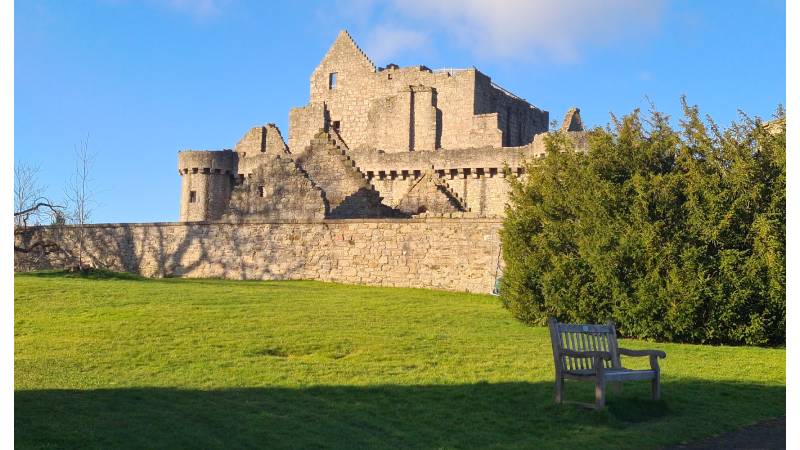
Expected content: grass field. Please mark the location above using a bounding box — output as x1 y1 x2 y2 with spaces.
14 271 785 449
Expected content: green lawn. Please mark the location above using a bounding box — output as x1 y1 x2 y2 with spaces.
14 272 785 449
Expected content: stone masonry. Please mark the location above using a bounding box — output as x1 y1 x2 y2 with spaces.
178 30 586 222
16 219 503 293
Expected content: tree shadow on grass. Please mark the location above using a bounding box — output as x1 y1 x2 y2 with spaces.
15 381 784 450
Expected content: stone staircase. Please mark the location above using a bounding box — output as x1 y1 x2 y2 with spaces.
431 176 469 212
276 154 327 200
294 130 400 218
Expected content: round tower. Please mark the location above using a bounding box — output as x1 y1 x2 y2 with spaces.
177 150 237 222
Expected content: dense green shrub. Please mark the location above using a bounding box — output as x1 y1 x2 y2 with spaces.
500 101 785 346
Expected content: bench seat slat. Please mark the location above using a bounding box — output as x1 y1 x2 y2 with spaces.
563 368 656 382
603 369 656 381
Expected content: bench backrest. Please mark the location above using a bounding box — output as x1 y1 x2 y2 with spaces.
548 317 621 372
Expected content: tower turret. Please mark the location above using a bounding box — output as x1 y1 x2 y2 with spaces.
178 150 237 222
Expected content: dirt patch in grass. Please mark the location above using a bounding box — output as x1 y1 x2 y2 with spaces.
665 417 785 450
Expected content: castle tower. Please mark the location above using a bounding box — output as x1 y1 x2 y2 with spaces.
178 150 237 222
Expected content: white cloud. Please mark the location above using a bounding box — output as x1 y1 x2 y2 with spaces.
347 0 665 63
362 25 429 63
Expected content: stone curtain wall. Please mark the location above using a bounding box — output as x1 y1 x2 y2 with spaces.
15 218 504 294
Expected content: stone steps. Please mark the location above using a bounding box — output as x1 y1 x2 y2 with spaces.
432 176 470 212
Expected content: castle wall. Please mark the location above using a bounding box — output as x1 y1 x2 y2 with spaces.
395 174 464 215
294 132 374 210
411 85 437 151
370 177 417 207
234 124 288 159
310 66 483 152
473 72 549 147
370 170 516 217
176 130 586 222
292 131 399 218
350 132 586 216
15 218 503 294
225 155 326 222
288 102 326 154
350 145 538 216
294 31 547 153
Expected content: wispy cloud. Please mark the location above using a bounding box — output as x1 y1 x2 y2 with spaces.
362 25 429 63
341 0 665 63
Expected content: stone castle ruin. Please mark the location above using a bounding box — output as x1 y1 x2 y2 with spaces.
17 31 587 294
179 30 585 223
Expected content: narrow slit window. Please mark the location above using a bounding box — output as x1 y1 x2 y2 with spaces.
258 185 265 197
328 72 337 89
189 191 197 203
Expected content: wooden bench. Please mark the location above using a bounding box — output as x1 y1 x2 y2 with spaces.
548 317 666 409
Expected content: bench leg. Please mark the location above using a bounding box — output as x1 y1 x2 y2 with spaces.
650 355 661 401
651 374 661 401
594 378 605 409
555 376 563 404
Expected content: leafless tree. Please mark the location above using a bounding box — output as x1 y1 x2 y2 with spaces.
64 135 95 270
14 162 62 227
14 162 64 267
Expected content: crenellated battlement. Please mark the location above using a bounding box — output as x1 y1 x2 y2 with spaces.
177 150 237 175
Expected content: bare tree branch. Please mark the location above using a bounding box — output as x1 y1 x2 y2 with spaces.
64 134 96 270
15 162 47 227
15 137 97 272
14 200 63 218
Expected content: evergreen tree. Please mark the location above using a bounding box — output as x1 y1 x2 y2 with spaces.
500 101 785 346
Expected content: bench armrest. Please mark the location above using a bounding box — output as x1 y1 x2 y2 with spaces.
619 347 665 373
618 348 666 359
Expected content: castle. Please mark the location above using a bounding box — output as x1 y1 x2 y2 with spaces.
178 30 586 222
16 31 588 292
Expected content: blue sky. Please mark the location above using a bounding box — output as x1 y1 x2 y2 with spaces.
15 0 786 223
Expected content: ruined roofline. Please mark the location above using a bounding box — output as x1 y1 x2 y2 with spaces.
327 31 541 113
318 29 377 74
379 63 542 112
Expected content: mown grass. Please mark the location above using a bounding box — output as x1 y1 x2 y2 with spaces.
14 271 785 449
